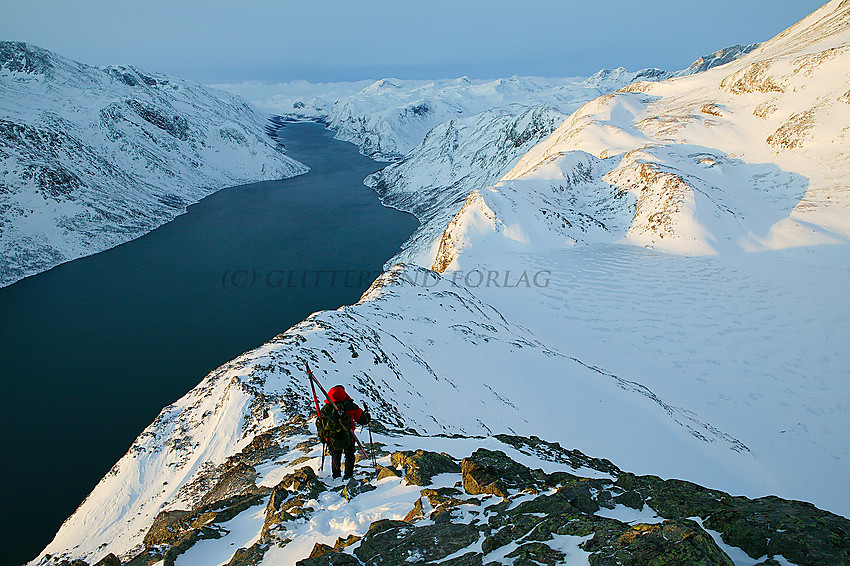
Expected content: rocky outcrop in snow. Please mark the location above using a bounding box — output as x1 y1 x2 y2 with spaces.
674 43 761 76
32 263 767 564
34 422 850 565
0 42 306 287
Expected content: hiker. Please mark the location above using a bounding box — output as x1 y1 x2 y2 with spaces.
317 385 370 479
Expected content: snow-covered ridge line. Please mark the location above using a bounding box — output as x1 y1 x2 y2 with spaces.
40 425 850 566
0 41 307 287
342 43 762 268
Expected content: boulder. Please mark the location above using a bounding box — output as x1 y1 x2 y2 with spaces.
390 450 460 486
295 551 360 566
92 555 120 566
226 542 266 566
354 519 480 565
375 465 401 481
462 449 542 498
581 520 734 566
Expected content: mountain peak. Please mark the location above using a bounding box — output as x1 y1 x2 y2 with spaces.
0 41 55 75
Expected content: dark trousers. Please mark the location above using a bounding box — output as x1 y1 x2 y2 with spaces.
331 443 356 478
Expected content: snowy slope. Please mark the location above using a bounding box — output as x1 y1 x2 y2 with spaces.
365 106 570 266
424 0 850 521
210 79 374 121
358 44 762 269
33 264 765 565
0 42 307 287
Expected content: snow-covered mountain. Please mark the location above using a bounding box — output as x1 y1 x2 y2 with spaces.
0 42 307 287
29 1 850 564
351 44 761 268
432 2 849 265
365 106 569 266
209 79 375 122
214 43 756 166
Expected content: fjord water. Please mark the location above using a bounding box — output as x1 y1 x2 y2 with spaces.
0 122 418 565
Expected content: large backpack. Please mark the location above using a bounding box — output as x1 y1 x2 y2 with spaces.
316 403 353 450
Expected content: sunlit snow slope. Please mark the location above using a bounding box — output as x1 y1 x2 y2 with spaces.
428 0 850 517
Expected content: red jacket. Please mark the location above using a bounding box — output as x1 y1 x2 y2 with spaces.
325 385 366 430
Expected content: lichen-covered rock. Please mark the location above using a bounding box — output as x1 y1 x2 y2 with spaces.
582 520 734 566
333 535 360 550
226 542 266 566
494 435 621 477
142 510 192 547
390 449 460 486
403 497 425 523
294 551 360 566
339 477 376 501
307 543 336 559
613 489 643 510
462 448 544 498
504 541 566 565
375 464 401 481
263 467 328 537
623 475 850 566
195 462 262 509
354 518 480 565
112 436 850 566
277 466 326 498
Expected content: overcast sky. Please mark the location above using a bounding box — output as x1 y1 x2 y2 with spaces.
1 0 828 83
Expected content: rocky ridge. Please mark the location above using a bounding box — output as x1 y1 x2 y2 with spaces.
40 425 850 566
33 263 771 565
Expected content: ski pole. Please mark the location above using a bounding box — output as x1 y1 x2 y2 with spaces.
307 364 325 471
305 361 370 460
364 401 377 469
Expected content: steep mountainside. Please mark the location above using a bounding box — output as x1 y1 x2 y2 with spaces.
32 263 849 565
35 422 850 565
0 42 306 287
365 106 569 265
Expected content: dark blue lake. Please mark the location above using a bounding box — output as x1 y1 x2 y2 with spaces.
0 121 418 565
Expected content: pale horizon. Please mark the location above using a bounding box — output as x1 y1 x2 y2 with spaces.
1 0 828 83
